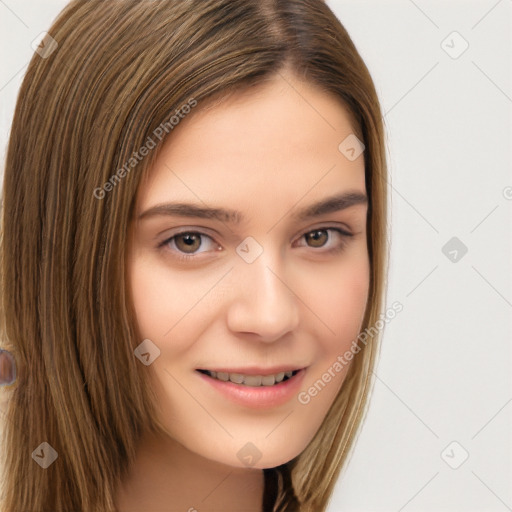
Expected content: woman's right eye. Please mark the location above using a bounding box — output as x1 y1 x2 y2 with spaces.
158 231 220 260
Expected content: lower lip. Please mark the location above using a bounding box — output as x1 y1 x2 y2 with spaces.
196 369 307 409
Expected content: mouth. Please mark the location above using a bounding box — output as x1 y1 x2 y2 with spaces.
196 369 301 387
195 366 307 409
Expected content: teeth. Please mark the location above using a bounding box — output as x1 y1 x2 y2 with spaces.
261 375 275 386
203 369 298 387
229 373 244 384
244 375 262 386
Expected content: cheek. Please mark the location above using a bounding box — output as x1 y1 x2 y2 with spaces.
308 254 370 350
128 258 206 345
335 266 369 339
129 264 170 340
298 253 370 400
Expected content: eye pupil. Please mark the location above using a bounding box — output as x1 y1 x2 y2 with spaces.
306 230 328 248
176 233 201 253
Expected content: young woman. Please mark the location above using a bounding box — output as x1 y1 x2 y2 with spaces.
0 1 388 510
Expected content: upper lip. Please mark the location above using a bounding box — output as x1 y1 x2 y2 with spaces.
196 365 306 376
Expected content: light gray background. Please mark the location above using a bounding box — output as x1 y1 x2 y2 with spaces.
1 1 511 511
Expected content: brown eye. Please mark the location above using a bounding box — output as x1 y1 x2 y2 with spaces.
159 231 219 260
294 227 354 254
305 229 329 248
174 233 202 253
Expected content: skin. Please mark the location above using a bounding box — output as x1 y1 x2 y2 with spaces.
117 69 370 511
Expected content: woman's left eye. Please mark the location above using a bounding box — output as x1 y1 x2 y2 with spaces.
158 227 353 261
294 227 353 252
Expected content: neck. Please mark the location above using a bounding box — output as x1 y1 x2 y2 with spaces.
115 429 264 512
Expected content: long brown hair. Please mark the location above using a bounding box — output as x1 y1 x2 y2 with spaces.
0 1 388 510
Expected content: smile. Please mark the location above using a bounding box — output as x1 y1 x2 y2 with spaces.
197 369 299 387
195 367 307 409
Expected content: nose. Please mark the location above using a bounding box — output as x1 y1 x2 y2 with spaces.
225 251 300 343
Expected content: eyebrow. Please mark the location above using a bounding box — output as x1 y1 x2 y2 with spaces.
137 191 368 224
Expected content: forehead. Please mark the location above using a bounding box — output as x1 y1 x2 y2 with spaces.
137 73 366 215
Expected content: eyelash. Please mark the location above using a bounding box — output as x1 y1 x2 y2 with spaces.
157 227 354 263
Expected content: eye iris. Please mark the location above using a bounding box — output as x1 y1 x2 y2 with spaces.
175 233 201 253
306 230 328 248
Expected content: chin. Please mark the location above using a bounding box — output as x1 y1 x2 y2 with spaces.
205 437 307 470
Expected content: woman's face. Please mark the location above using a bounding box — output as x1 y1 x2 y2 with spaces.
127 70 369 469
